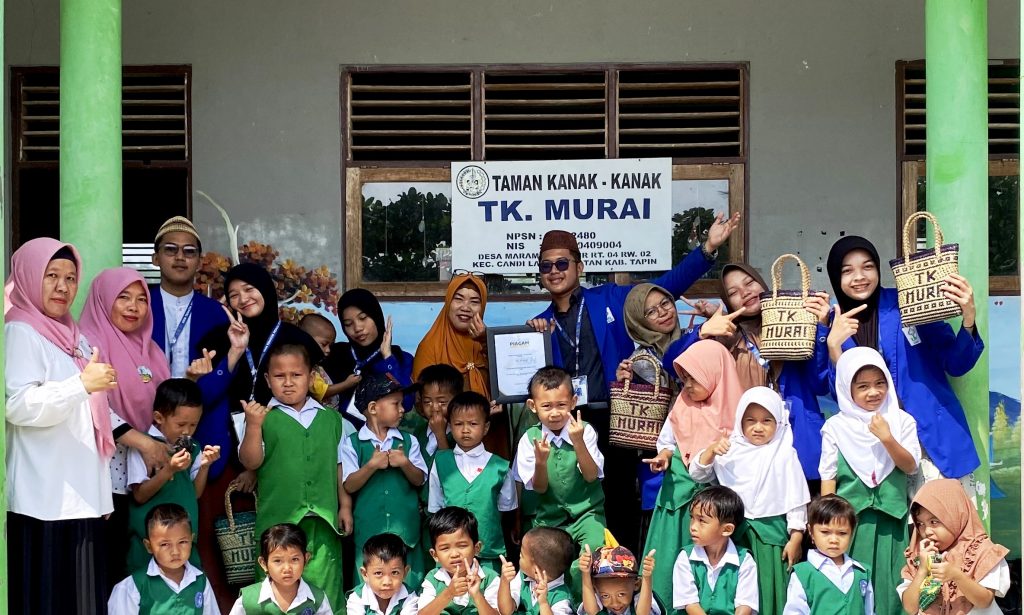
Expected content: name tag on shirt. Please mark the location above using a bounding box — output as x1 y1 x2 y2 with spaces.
572 375 589 407
902 326 922 346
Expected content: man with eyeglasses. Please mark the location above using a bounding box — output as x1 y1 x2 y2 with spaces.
526 213 740 552
149 216 229 378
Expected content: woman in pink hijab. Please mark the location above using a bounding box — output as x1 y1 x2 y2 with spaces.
4 238 122 613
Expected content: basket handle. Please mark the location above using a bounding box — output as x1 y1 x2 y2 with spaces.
223 482 258 533
628 353 664 393
769 253 811 299
902 211 944 258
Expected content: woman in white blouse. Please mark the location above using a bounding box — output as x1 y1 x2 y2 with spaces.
5 238 123 613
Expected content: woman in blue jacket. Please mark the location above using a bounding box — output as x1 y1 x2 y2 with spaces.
824 235 983 485
662 262 832 482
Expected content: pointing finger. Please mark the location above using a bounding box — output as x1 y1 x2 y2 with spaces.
845 304 869 318
725 306 746 320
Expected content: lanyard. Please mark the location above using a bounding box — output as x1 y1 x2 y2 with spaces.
553 295 585 374
739 329 770 370
166 294 195 356
350 346 381 376
245 321 282 401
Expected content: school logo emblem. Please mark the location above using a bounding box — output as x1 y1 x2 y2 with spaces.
301 608 314 615
456 165 489 199
859 579 868 596
195 592 204 608
138 365 153 383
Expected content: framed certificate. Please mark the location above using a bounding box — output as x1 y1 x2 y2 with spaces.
486 325 554 404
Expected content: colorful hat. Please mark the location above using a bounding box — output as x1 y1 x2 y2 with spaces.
591 545 638 578
155 215 201 246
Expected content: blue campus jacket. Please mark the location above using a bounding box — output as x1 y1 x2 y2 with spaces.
662 323 832 479
534 248 716 386
833 287 984 479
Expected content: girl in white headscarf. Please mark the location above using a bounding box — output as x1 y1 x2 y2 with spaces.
819 346 921 615
690 386 810 615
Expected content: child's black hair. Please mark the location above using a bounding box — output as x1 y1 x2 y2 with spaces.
267 342 312 371
362 533 409 566
417 364 464 395
809 494 859 531
259 523 308 561
299 313 336 338
690 485 745 527
153 378 203 416
528 366 573 397
522 527 576 578
447 391 491 424
144 502 192 535
428 506 479 545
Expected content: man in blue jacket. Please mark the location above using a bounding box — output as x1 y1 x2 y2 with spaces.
526 212 740 549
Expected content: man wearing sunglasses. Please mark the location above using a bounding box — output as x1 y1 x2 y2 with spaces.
526 212 740 551
149 216 229 378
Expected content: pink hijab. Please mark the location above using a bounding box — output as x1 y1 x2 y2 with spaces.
80 268 170 431
5 238 115 458
669 339 743 463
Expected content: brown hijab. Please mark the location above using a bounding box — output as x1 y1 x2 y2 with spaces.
716 263 781 389
902 479 1009 615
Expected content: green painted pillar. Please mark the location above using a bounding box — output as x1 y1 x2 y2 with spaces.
924 0 991 524
59 0 123 313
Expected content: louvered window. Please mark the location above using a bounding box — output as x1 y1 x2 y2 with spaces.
11 65 192 251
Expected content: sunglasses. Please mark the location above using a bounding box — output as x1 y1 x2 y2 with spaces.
538 258 576 274
159 243 200 259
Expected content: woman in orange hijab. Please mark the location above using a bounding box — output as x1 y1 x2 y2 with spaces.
413 273 490 396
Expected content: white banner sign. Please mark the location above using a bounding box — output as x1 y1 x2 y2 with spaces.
450 158 673 274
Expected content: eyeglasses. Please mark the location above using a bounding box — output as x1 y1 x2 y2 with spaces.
159 243 200 259
452 269 486 278
644 298 676 319
538 258 576 274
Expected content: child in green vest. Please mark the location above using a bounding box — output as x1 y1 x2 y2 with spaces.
126 378 221 572
514 526 577 615
690 387 810 615
579 542 658 615
786 495 873 615
229 523 334 614
405 363 463 464
347 532 420 615
342 373 429 580
820 347 920 615
239 343 354 612
108 503 220 614
671 486 759 615
428 391 517 571
418 506 522 615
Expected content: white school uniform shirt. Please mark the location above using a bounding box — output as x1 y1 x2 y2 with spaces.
417 562 522 611
688 453 808 532
514 423 605 489
426 426 452 456
5 322 114 519
127 424 204 490
346 582 418 615
896 558 1010 615
783 549 874 615
818 417 921 482
655 419 678 453
576 593 663 615
427 444 518 513
161 288 194 379
108 559 220 615
228 577 334 615
340 425 429 482
522 574 573 615
236 396 353 461
672 541 759 612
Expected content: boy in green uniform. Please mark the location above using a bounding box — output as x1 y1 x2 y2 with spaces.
418 507 521 615
126 379 221 572
347 533 420 615
786 495 873 615
405 363 463 464
579 543 658 615
342 374 429 580
108 503 220 614
428 391 517 571
513 526 577 615
671 487 758 615
239 343 354 611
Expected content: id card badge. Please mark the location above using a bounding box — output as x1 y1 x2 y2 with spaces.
572 375 589 407
902 325 922 346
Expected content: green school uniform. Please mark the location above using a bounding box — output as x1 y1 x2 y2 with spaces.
240 579 328 614
792 560 870 615
127 436 202 572
348 583 416 615
434 449 509 559
836 453 908 615
642 448 702 608
734 515 789 615
422 565 500 615
521 576 574 615
688 545 749 615
257 407 344 611
132 568 206 614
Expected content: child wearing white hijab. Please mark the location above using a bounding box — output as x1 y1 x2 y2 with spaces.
820 347 921 615
690 386 811 615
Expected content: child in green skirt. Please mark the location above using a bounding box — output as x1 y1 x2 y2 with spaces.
820 347 921 615
690 386 810 615
641 340 743 608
